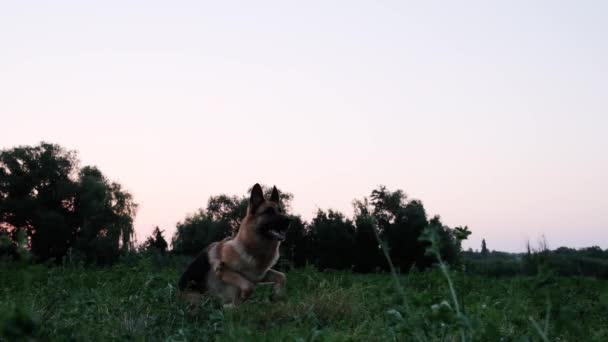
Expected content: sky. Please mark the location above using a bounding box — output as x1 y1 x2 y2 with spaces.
1 1 607 252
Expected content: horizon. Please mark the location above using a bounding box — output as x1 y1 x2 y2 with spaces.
2 1 607 252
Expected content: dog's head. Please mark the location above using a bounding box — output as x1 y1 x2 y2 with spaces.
244 183 291 242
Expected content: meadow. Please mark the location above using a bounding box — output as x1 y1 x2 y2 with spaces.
2 256 607 341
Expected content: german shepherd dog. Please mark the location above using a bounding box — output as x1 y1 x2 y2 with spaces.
178 184 291 305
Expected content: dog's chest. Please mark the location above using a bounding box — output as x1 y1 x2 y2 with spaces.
228 241 279 281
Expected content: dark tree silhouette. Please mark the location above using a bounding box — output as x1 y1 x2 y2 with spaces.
206 194 247 233
281 215 309 267
428 215 462 265
308 209 356 270
352 185 468 272
0 143 137 263
481 239 489 256
171 209 231 255
143 227 168 254
73 166 137 264
352 198 383 272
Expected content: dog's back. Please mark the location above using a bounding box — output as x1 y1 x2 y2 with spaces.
178 245 212 292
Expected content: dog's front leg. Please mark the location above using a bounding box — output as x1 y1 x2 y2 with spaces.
214 262 255 304
262 269 287 302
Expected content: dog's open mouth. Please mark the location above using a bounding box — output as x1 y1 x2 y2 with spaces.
267 228 287 241
266 228 287 241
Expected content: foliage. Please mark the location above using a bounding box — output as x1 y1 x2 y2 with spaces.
73 166 137 264
371 225 607 341
352 198 383 273
2 142 467 272
481 238 489 256
206 194 246 233
280 215 308 268
1 256 607 341
464 241 608 279
142 227 168 254
171 184 469 273
353 186 467 272
307 209 356 270
0 143 137 264
171 209 232 255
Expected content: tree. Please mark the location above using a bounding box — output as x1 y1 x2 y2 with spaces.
143 227 168 254
354 185 469 272
73 166 138 264
0 143 79 261
369 186 407 231
308 209 356 270
580 246 605 259
352 198 383 272
368 186 431 271
428 216 462 265
0 143 137 263
280 215 309 267
171 209 231 255
206 194 246 233
481 239 489 256
389 199 431 271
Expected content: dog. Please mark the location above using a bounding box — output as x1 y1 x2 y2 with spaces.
178 184 291 305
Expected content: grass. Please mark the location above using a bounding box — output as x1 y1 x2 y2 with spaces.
1 256 608 341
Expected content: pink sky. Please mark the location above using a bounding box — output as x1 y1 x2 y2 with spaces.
1 1 607 251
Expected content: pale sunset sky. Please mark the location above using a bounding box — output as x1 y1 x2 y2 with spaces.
1 1 606 252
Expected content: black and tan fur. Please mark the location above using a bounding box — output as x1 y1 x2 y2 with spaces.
178 184 290 305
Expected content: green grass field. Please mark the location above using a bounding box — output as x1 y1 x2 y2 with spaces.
2 257 607 341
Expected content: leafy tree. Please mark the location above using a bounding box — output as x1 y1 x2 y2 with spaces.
367 186 431 271
206 194 246 233
280 215 309 267
453 226 472 245
73 166 137 264
481 239 489 256
171 209 231 255
352 198 383 272
0 143 137 263
579 246 605 259
308 209 356 270
370 186 407 231
354 185 468 272
143 226 168 254
0 143 79 260
427 216 462 265
389 199 431 271
554 246 576 256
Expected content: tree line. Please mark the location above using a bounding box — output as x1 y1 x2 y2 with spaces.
1 142 468 271
463 239 608 278
168 184 472 272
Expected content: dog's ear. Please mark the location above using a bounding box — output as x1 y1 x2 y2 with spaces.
270 186 280 203
249 183 265 211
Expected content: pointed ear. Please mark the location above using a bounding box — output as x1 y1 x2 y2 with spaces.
270 186 280 203
249 183 265 211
